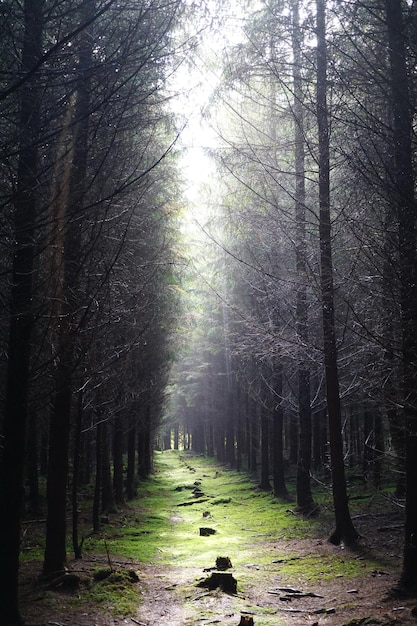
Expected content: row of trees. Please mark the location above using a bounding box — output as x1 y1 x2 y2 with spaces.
165 0 417 594
0 1 194 623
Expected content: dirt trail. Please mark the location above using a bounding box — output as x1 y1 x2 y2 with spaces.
19 452 417 626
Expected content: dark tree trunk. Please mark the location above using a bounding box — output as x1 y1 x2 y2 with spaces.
362 406 373 483
288 413 298 465
385 0 417 593
271 363 288 497
93 419 103 533
225 390 236 468
40 426 48 476
316 0 358 546
101 419 116 513
138 404 152 478
296 370 316 514
250 405 259 475
72 390 83 559
113 413 125 505
291 0 315 517
27 411 40 515
0 1 44 620
258 406 271 490
206 421 214 457
80 419 92 485
235 384 243 471
126 414 136 500
373 410 384 489
43 10 93 575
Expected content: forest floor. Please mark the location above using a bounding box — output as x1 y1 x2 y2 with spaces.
19 451 417 626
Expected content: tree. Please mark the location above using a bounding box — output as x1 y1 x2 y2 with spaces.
291 0 316 516
43 0 94 576
315 0 358 545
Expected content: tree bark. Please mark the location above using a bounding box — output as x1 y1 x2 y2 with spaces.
316 0 358 546
0 1 44 620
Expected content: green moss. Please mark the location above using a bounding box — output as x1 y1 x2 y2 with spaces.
85 570 141 616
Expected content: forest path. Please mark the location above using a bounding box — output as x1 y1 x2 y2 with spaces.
19 450 415 626
131 451 410 626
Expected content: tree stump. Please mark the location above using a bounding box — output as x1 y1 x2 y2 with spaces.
197 572 237 593
199 527 216 536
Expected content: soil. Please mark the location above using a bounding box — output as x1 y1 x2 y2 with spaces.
17 465 417 626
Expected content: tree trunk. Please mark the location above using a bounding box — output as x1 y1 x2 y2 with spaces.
316 0 358 546
0 1 44 620
72 390 83 559
101 419 116 513
27 411 40 515
292 0 315 515
250 404 259 475
113 413 125 505
385 0 417 593
43 6 93 575
259 406 271 490
93 419 103 533
126 413 137 500
138 403 152 478
271 363 288 497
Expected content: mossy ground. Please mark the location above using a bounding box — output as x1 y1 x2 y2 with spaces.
20 450 409 625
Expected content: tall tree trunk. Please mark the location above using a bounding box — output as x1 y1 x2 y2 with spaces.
101 419 116 513
259 405 271 490
27 411 40 515
250 404 259 475
43 8 93 575
385 0 417 593
113 413 125 505
126 413 137 500
72 389 83 559
93 419 103 533
0 1 44 620
138 402 152 478
292 0 315 515
316 0 358 546
271 363 288 497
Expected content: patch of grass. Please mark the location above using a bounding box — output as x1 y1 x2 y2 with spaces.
85 570 141 616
